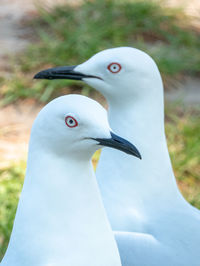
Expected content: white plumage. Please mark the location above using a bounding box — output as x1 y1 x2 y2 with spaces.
33 47 200 266
74 47 200 266
1 95 123 266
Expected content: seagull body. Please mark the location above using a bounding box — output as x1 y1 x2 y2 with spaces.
1 95 140 266
35 47 200 266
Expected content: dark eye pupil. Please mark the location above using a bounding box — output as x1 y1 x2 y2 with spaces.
69 119 73 124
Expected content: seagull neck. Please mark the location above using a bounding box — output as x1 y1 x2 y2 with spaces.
96 81 185 233
108 87 165 143
3 146 120 266
106 84 179 192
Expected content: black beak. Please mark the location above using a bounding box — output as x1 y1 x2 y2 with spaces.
34 65 102 80
93 132 141 159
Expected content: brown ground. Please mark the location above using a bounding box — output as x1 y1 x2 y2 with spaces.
0 100 42 167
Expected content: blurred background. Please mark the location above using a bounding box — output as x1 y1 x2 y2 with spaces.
0 0 199 260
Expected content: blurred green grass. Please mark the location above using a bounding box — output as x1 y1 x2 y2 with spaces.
0 106 200 259
1 0 200 105
165 105 200 207
0 162 26 259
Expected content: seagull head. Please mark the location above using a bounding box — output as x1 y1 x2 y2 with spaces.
31 94 141 160
34 47 162 103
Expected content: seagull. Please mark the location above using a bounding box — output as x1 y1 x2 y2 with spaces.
1 94 141 266
34 47 200 266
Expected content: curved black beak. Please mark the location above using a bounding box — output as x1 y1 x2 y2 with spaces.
34 65 102 80
92 132 141 159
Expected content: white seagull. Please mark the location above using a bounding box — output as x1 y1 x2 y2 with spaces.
1 94 141 266
35 47 200 266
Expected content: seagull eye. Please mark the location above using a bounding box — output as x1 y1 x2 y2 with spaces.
107 63 121 73
65 116 78 128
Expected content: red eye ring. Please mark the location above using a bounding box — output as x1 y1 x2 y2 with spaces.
107 62 121 73
65 116 78 128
